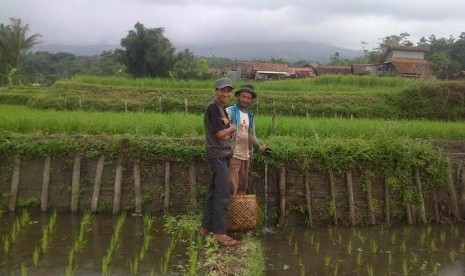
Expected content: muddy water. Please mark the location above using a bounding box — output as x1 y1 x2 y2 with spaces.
264 224 465 275
0 211 188 275
2 211 465 275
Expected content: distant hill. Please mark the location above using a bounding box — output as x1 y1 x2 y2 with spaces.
33 41 362 64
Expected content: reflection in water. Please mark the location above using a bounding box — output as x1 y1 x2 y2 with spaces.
264 224 465 275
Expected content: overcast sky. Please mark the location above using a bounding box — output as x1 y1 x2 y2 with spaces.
1 0 464 51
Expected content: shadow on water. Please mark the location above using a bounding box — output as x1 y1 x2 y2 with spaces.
263 224 465 276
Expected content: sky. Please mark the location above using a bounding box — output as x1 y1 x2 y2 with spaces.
1 0 465 51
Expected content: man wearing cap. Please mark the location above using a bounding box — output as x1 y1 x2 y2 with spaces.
226 84 268 195
199 77 238 246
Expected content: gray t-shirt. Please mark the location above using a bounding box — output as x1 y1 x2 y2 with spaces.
204 101 233 159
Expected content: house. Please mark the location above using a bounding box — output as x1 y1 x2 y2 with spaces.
383 46 432 78
232 62 315 80
314 65 351 75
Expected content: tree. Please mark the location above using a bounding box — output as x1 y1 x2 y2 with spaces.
368 33 413 63
429 52 460 80
120 22 175 78
0 18 41 85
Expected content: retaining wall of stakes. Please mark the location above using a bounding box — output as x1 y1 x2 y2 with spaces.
1 141 465 226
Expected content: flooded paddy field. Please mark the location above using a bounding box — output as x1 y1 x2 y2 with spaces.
1 210 465 275
264 224 465 275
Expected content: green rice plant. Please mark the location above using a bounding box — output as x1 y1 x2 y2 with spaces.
332 261 340 276
314 241 320 254
33 246 40 267
459 240 465 253
390 233 397 245
102 212 126 276
366 264 374 276
356 251 363 266
293 241 298 254
20 262 28 276
370 240 378 254
299 258 305 276
448 250 456 263
161 229 180 275
400 239 407 253
431 262 441 275
357 231 367 244
387 251 393 266
128 256 139 275
426 225 432 235
337 234 342 244
41 228 49 253
430 238 438 252
328 227 334 240
65 249 76 276
440 231 446 244
402 259 409 276
2 235 10 254
451 225 459 237
324 255 331 267
346 240 353 255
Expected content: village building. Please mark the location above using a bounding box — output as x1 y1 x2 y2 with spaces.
231 62 315 80
383 45 432 78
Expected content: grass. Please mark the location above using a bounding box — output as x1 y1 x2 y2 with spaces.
2 104 465 140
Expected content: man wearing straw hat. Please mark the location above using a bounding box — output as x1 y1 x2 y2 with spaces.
226 84 268 196
199 77 238 246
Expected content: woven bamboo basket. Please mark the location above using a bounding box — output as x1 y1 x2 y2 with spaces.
228 195 258 232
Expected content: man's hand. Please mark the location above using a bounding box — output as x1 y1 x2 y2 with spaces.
216 125 236 140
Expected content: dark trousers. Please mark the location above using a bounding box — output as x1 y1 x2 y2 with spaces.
201 157 230 234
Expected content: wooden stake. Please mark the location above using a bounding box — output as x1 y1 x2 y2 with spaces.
384 180 391 225
461 166 465 214
70 153 81 212
415 168 427 223
8 155 21 212
303 171 313 227
112 155 124 214
164 161 171 214
134 159 142 214
346 170 355 225
432 190 440 223
184 97 188 113
328 168 337 225
278 167 286 227
40 156 51 212
188 162 197 209
365 170 376 225
406 204 413 225
447 168 460 218
91 156 105 213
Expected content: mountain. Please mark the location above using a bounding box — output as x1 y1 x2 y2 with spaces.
180 41 362 64
33 41 362 64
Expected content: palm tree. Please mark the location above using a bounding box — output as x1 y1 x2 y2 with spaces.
0 17 41 85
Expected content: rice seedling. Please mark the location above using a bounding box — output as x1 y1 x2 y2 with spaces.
430 238 438 252
426 225 432 235
459 240 465 253
324 255 331 267
128 256 139 276
346 239 353 255
160 231 179 275
102 213 126 276
366 264 374 276
33 246 40 267
387 251 393 266
2 234 10 254
41 228 49 253
400 239 407 253
402 259 409 276
356 251 363 266
439 231 446 244
431 262 441 275
299 258 305 276
293 240 298 254
356 231 367 244
337 233 342 244
390 233 397 245
448 250 456 263
332 261 340 276
314 241 320 254
370 240 378 254
20 262 28 276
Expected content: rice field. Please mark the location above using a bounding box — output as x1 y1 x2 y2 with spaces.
1 104 465 140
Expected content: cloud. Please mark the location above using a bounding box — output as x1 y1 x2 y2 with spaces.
1 0 464 51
